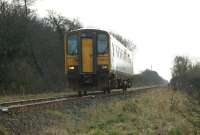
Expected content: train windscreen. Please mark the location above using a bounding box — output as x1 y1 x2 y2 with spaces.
68 35 78 55
97 34 108 54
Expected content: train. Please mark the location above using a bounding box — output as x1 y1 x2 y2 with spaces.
64 28 134 95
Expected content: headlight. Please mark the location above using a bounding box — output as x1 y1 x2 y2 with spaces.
68 66 75 70
101 65 108 69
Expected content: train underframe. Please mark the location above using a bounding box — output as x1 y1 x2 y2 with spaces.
67 71 132 95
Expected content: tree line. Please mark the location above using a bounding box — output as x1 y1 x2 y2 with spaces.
132 69 168 87
170 56 200 94
0 0 135 94
0 0 82 94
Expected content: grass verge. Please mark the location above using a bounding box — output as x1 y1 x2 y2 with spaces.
1 88 200 135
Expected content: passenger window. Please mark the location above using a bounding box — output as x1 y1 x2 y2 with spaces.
97 34 108 54
68 35 78 55
112 44 114 56
117 47 119 57
119 50 121 58
115 47 117 57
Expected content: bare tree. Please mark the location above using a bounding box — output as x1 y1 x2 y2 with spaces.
170 56 200 91
45 10 82 39
12 0 37 16
171 56 191 78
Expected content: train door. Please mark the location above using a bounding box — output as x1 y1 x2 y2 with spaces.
81 38 93 73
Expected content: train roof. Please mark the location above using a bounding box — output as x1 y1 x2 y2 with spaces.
70 28 109 34
69 28 134 51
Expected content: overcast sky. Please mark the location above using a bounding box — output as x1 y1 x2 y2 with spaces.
33 0 200 81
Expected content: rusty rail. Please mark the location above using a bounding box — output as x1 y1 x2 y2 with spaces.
0 85 163 113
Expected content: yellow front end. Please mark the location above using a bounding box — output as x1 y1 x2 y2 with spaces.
97 54 110 71
64 33 79 74
64 30 111 92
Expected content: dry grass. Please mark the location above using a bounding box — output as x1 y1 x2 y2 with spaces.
40 88 200 135
2 88 200 135
0 125 8 135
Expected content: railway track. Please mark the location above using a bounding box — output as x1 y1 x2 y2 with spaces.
0 85 162 113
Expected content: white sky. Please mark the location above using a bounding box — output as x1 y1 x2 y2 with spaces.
33 0 200 81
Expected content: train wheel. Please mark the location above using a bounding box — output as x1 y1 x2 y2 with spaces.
118 79 124 89
127 80 132 88
107 79 112 94
78 91 82 96
103 89 106 94
122 80 127 94
103 87 110 94
84 90 87 95
113 79 118 89
123 87 127 95
107 88 111 94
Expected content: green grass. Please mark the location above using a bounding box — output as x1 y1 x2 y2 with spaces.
40 88 200 135
0 125 8 135
2 88 200 135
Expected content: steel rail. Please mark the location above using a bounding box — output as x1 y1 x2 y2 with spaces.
0 85 162 113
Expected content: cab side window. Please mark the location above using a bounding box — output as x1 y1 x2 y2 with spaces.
68 35 78 55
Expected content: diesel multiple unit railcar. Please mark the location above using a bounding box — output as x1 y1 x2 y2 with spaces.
64 28 133 95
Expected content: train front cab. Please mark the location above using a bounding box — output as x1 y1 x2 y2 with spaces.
64 30 110 94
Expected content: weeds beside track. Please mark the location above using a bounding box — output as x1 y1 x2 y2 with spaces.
0 85 162 113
